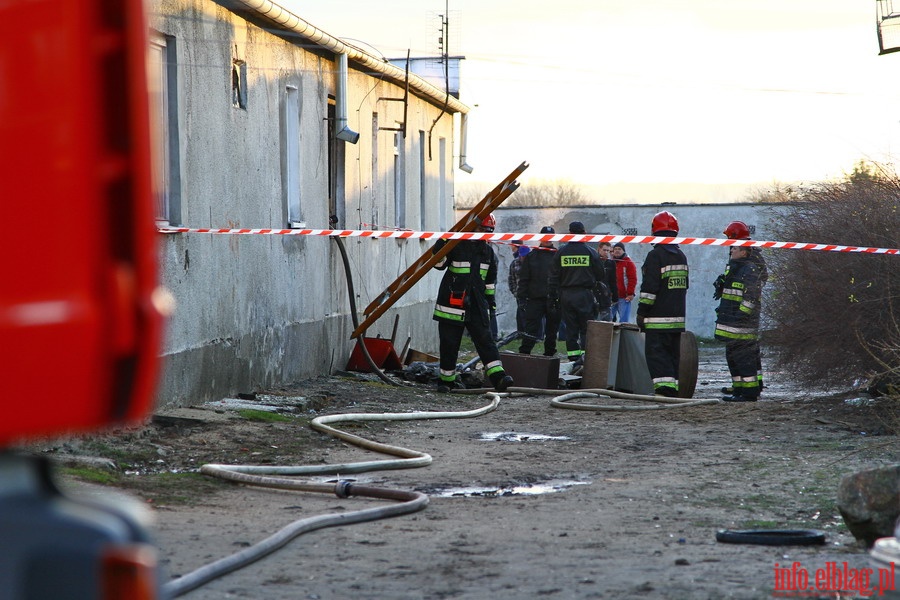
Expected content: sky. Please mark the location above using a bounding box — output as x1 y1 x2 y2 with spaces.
284 0 900 202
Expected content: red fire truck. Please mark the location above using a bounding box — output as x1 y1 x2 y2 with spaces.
0 0 166 597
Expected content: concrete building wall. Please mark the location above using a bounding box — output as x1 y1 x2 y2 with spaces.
481 203 792 341
151 0 456 406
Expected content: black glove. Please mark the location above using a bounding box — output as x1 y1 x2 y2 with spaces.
432 238 448 255
636 314 646 331
713 274 725 300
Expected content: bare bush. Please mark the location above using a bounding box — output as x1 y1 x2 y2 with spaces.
765 164 900 404
455 179 588 209
455 184 489 210
745 181 804 203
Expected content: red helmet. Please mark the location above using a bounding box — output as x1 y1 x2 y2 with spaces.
723 220 751 240
651 211 679 235
480 213 496 231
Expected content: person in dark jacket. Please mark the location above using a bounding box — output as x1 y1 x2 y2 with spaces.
432 213 513 393
595 241 618 321
715 220 767 396
714 241 763 402
508 244 529 333
517 226 561 356
637 211 689 397
548 221 605 363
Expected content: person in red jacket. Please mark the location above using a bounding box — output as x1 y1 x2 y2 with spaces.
611 242 637 322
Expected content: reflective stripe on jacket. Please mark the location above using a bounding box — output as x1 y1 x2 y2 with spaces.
433 240 497 324
714 256 762 341
637 244 688 331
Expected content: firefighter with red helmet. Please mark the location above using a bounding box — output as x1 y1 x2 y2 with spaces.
715 220 765 401
432 213 513 393
636 211 689 397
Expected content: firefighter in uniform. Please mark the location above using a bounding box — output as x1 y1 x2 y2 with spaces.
715 220 767 396
432 213 514 393
637 211 689 397
516 226 561 356
714 221 764 402
548 221 605 364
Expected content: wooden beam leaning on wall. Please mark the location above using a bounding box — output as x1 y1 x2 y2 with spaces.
351 161 529 339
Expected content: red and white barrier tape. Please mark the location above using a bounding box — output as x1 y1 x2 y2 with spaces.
157 227 900 255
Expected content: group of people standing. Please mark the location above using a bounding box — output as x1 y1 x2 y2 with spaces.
511 222 639 365
429 211 765 404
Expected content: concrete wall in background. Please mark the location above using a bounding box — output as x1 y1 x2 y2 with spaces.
469 203 792 341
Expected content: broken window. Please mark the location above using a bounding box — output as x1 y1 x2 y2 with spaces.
232 59 247 109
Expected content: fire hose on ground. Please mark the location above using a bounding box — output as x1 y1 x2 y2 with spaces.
162 395 501 597
162 385 718 596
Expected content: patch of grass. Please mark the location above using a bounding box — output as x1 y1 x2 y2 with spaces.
738 519 779 529
741 493 786 512
124 472 229 506
77 441 159 465
690 519 720 528
359 380 402 391
59 463 254 507
61 466 119 485
798 439 854 452
237 409 293 423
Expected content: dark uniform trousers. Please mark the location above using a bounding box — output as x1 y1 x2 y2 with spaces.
561 287 596 358
725 339 761 398
645 331 681 391
438 319 500 378
519 299 561 355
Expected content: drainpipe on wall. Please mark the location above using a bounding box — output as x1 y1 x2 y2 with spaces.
458 112 473 173
335 53 359 143
227 0 471 167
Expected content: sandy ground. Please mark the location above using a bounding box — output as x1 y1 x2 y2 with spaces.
52 344 898 599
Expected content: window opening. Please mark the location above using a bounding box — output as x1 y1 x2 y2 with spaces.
232 58 247 109
284 85 302 226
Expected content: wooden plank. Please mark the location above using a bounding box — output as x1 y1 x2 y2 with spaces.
351 162 528 339
351 178 520 338
362 161 528 317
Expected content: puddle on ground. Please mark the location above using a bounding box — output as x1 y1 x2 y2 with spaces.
479 432 571 442
428 479 590 498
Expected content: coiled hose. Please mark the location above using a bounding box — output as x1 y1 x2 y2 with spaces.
164 384 718 596
162 394 502 597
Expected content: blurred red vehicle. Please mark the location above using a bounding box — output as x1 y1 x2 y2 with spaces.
0 0 166 597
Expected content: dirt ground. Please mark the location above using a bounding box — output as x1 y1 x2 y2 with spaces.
41 342 899 600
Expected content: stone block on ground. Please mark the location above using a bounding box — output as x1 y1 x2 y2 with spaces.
837 464 900 547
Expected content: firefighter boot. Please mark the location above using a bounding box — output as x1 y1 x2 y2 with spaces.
489 371 514 392
436 377 466 394
722 393 757 402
